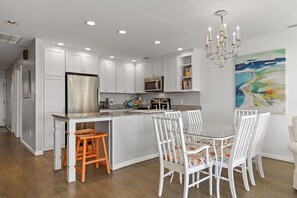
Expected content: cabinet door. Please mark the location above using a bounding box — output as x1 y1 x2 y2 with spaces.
135 63 145 93
44 47 65 76
66 51 82 73
164 56 177 92
124 64 135 93
144 62 154 77
153 59 164 76
105 61 116 92
82 54 98 75
44 76 65 150
116 63 125 93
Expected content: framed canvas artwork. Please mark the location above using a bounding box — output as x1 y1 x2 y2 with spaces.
235 49 286 114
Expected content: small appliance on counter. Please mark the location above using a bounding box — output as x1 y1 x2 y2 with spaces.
150 98 171 110
99 97 114 109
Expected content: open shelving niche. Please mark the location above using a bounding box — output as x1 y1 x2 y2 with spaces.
179 54 193 90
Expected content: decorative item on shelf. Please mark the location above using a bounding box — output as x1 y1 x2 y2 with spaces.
205 10 241 68
184 68 191 77
124 96 143 108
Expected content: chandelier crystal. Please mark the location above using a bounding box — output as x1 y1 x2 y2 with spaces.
205 10 241 68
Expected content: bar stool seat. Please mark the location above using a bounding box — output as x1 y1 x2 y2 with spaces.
75 132 110 182
63 128 96 167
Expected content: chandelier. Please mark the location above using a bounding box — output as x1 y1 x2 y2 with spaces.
205 10 241 68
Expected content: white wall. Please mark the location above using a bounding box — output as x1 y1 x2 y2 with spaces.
6 40 37 152
0 71 5 79
201 29 297 162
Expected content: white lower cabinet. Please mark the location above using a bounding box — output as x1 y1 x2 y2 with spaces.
112 114 158 170
44 76 65 150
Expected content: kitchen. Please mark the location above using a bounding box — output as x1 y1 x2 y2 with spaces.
0 0 297 197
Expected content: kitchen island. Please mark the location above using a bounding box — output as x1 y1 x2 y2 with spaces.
52 110 165 183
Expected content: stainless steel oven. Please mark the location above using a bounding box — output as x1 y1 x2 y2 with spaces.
144 76 163 92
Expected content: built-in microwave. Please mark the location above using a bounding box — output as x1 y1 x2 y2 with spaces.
144 76 163 92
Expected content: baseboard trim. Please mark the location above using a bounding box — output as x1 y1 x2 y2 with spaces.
262 153 294 163
20 139 43 156
112 153 159 170
5 127 12 133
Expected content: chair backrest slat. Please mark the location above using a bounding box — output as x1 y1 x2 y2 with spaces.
234 109 257 127
231 115 257 162
187 110 203 125
153 116 188 167
248 113 270 156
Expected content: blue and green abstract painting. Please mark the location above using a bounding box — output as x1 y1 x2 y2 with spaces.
235 49 286 114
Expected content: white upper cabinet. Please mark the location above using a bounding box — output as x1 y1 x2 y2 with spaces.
44 47 65 76
99 61 116 93
124 64 135 93
66 51 98 75
164 56 178 92
82 54 98 74
153 59 164 76
135 63 145 93
144 59 164 77
116 63 135 93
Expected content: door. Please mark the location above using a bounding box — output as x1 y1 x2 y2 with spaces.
0 80 5 126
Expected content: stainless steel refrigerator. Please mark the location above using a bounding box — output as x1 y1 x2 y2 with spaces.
65 73 100 129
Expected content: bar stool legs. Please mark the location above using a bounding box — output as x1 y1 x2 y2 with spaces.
75 132 110 182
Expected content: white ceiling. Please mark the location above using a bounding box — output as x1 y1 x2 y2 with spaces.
0 0 297 70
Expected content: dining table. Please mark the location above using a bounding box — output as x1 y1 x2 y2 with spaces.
184 123 236 198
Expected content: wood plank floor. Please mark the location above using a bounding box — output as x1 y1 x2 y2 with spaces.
0 131 296 198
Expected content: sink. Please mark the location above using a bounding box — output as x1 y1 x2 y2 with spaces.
130 109 173 114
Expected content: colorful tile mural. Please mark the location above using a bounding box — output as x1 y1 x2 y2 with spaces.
235 49 286 114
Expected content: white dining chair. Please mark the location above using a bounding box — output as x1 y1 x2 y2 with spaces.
234 109 257 127
186 110 203 125
247 112 270 186
214 114 257 198
153 116 214 198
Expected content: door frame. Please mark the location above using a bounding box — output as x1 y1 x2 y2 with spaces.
11 68 22 138
0 79 6 126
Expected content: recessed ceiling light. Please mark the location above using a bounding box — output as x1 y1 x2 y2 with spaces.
5 20 17 25
117 30 127 34
132 60 136 62
154 41 161 45
110 56 115 59
85 48 91 51
85 20 96 26
177 48 183 51
57 42 64 46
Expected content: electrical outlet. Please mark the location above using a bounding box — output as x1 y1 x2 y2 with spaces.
180 99 184 105
29 130 32 137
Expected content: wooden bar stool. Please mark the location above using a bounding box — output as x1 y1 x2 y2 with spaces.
63 128 96 167
75 132 110 182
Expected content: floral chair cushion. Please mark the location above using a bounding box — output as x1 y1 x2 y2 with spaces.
164 143 209 168
209 146 232 163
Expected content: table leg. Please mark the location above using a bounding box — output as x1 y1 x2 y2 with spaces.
53 118 62 170
67 121 76 183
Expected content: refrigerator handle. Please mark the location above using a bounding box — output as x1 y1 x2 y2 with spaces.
97 78 100 112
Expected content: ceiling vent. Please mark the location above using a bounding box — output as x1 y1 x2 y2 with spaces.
0 32 21 44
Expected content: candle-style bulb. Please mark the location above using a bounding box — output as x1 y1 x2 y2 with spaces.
233 32 236 44
208 27 212 40
236 26 240 39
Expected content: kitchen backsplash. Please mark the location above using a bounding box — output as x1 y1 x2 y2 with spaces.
100 92 200 108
